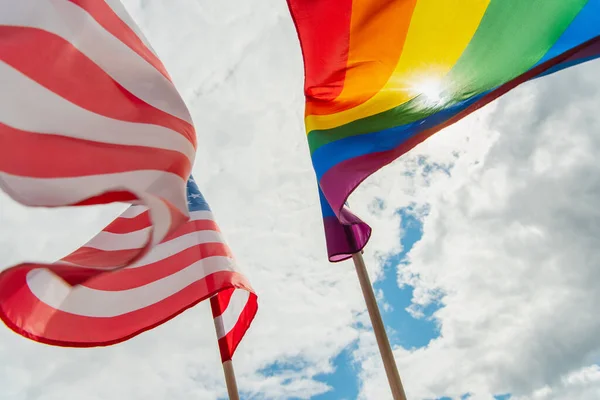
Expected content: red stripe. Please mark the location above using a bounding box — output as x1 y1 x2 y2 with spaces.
66 219 221 266
163 219 221 242
62 248 139 268
82 243 233 291
0 123 191 179
210 288 235 318
104 212 151 234
62 217 223 275
0 265 253 346
42 263 120 286
286 0 352 109
63 198 183 270
0 26 195 142
217 292 258 362
68 0 171 80
74 191 139 206
306 0 417 115
166 198 189 240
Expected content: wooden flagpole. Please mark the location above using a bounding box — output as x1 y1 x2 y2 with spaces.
213 313 240 400
345 224 407 400
221 360 240 400
351 251 407 400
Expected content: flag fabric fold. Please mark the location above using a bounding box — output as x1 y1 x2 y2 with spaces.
286 0 600 261
0 176 258 354
211 287 258 362
1 0 197 278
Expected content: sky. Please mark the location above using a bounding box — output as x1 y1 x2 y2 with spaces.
1 1 600 399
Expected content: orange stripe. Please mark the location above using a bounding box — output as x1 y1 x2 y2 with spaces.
306 0 417 115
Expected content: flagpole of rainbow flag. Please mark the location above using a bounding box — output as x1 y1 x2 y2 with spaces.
350 250 407 400
341 215 406 399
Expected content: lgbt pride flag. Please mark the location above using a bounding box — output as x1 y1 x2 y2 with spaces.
287 0 600 261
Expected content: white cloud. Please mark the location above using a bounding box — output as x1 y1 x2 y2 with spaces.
513 364 600 400
2 2 600 400
354 61 600 399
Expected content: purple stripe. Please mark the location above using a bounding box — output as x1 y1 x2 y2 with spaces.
538 39 600 78
321 149 403 214
323 216 371 262
558 37 600 62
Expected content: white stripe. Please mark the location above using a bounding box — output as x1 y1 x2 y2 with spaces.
1 170 187 252
85 228 222 254
85 227 151 251
115 209 211 223
55 260 86 267
189 210 215 221
0 0 192 124
213 290 251 339
26 256 237 317
104 0 160 58
120 205 148 219
88 210 215 252
0 170 187 212
84 211 219 253
58 211 220 267
0 63 196 164
128 230 225 268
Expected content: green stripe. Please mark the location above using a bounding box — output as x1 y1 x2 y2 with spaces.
307 0 587 154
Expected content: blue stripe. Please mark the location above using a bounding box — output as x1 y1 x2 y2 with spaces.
311 93 485 179
186 175 212 212
537 53 600 79
319 188 335 217
534 0 600 66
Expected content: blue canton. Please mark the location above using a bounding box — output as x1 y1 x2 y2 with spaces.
186 175 211 212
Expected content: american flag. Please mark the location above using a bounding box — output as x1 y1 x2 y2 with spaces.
0 0 197 268
0 177 258 360
0 0 257 360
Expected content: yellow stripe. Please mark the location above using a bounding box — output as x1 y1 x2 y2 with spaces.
305 0 491 133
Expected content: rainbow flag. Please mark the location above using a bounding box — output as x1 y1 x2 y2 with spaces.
286 0 600 261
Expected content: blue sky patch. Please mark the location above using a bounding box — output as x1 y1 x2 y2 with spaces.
375 206 440 349
312 342 360 400
312 205 442 398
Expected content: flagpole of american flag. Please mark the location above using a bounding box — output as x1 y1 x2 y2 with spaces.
220 352 241 400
